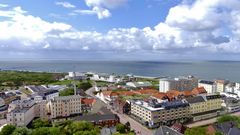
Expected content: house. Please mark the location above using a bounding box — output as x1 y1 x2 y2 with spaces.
154 126 183 135
207 121 240 135
81 98 96 113
113 98 131 114
73 114 120 127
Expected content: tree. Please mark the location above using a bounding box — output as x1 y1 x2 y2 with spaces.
32 118 51 129
59 88 74 96
116 123 127 134
79 82 92 91
184 127 206 135
0 125 16 135
31 127 61 135
125 122 131 132
11 127 32 135
217 115 240 123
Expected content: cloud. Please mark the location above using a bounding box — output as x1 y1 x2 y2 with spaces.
1 0 240 60
74 6 111 19
55 1 76 8
74 0 128 19
0 3 8 8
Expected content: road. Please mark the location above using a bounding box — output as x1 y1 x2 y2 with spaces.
85 84 154 135
186 111 240 128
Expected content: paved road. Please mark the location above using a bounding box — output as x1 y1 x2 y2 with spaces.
186 111 240 128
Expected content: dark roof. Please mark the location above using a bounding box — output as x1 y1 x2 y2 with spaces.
73 114 119 122
213 121 240 135
199 80 214 85
154 126 183 135
185 96 205 104
206 95 221 100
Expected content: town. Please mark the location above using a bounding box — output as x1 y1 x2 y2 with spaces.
0 71 240 135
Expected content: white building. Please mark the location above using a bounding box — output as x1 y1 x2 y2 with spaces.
198 80 216 93
159 76 198 93
7 99 36 126
222 97 240 113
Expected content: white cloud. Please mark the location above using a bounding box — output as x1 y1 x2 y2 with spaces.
0 3 8 8
74 0 127 19
74 6 111 19
55 1 76 8
1 0 240 60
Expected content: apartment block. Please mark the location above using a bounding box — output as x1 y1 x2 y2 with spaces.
131 99 190 128
159 76 198 93
185 94 222 121
215 80 229 93
7 99 36 126
49 95 82 120
198 80 216 93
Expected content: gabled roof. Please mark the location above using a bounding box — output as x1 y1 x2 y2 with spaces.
191 87 207 95
81 98 95 105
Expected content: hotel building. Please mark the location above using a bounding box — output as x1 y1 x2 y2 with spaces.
131 99 190 128
185 94 222 121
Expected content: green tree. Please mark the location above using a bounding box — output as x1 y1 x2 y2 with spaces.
32 118 51 129
184 127 206 135
217 115 240 123
31 127 61 135
79 82 92 91
11 127 32 135
0 125 16 135
59 88 74 96
116 123 127 134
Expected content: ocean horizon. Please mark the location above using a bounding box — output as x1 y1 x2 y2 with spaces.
0 60 240 82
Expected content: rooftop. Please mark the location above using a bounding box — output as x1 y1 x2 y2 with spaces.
53 95 81 101
185 96 205 104
199 80 214 85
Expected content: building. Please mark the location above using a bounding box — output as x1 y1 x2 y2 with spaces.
207 121 240 135
154 126 183 135
31 89 59 102
49 95 82 121
0 92 20 105
222 97 240 113
131 99 190 128
198 80 216 93
185 94 222 121
0 97 8 118
73 114 120 127
126 81 152 88
113 98 131 114
215 80 229 93
81 98 96 113
7 99 36 126
159 76 198 93
68 72 87 80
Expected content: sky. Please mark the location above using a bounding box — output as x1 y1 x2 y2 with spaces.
0 0 240 61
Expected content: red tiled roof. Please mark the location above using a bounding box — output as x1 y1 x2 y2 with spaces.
152 93 167 100
82 98 96 105
135 89 159 95
192 87 207 95
206 125 216 134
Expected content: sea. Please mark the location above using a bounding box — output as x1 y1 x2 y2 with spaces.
0 60 240 82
